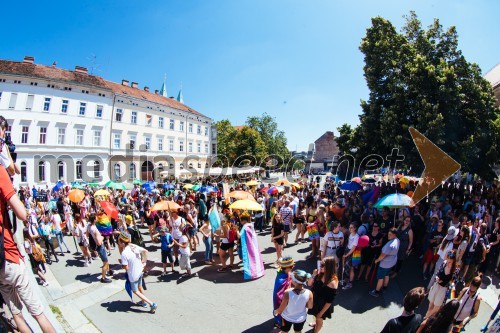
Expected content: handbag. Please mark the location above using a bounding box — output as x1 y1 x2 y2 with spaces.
32 243 46 263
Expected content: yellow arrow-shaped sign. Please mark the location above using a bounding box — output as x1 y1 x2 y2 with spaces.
409 127 461 206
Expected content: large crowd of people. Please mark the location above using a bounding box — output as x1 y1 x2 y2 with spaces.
0 123 499 333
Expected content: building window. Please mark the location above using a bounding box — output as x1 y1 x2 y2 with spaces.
212 143 216 155
58 161 65 180
197 125 201 135
146 114 152 126
169 139 174 152
158 138 163 151
180 163 184 169
188 142 193 153
93 160 101 179
38 161 45 182
129 135 136 150
179 121 184 132
169 119 175 130
79 102 86 116
20 162 27 182
197 142 201 153
57 128 65 145
131 111 137 124
93 130 101 146
25 94 34 110
61 100 68 113
76 160 82 179
43 97 51 111
76 129 84 146
9 93 18 109
39 127 47 144
114 163 121 180
198 163 201 169
129 163 136 180
145 137 151 150
158 117 164 128
205 143 209 154
96 105 103 118
5 125 11 139
21 126 29 144
114 133 121 149
188 123 193 133
205 127 208 136
115 109 122 122
179 140 184 152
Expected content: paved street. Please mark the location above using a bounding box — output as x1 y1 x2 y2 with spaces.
39 226 498 333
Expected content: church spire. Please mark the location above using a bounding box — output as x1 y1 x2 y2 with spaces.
177 82 184 104
159 74 167 97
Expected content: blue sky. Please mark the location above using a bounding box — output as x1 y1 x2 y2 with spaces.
2 0 498 151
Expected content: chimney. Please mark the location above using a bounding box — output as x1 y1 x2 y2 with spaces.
131 82 138 88
154 90 159 94
122 79 129 86
144 86 149 92
74 66 88 74
23 56 35 64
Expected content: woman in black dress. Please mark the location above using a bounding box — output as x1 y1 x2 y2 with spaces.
357 222 383 281
307 256 338 332
271 214 285 262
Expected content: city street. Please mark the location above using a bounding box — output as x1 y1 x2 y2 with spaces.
40 225 498 333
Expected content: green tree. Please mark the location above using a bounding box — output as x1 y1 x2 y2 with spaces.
233 126 267 163
336 124 355 155
213 119 237 164
246 113 290 159
357 12 500 179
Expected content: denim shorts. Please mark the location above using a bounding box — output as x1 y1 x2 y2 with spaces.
97 244 108 262
130 274 143 292
376 266 392 280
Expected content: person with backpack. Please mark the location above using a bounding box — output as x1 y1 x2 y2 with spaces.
416 299 460 333
425 250 457 318
217 218 236 272
152 226 176 275
23 229 48 287
452 275 482 331
125 215 145 248
381 287 425 333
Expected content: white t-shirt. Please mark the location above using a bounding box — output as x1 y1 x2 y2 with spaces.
0 145 11 169
437 241 454 260
347 233 359 250
324 231 343 249
52 214 62 232
179 235 190 255
170 216 184 239
121 245 144 282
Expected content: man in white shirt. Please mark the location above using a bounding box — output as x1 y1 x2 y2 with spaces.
0 116 20 176
118 231 157 313
322 222 344 264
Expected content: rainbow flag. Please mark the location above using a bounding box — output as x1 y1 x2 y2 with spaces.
96 214 113 236
273 271 291 328
240 223 265 280
352 248 362 266
307 224 319 240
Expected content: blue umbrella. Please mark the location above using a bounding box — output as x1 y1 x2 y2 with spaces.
142 183 154 193
163 184 175 190
340 181 362 191
373 193 413 209
48 199 57 210
199 186 217 193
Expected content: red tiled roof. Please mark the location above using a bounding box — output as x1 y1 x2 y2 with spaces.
233 125 245 130
0 59 209 119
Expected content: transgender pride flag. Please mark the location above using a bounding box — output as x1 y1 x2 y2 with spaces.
240 223 265 280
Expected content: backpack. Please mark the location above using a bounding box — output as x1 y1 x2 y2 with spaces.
228 227 237 243
31 242 46 263
128 226 145 248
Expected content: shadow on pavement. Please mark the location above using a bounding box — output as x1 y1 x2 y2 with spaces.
74 272 102 283
241 318 277 333
65 259 86 268
101 300 150 314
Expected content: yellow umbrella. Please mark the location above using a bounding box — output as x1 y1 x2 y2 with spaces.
246 180 259 186
151 201 181 211
227 191 256 201
400 176 410 184
291 182 301 189
94 189 110 196
229 199 264 211
276 178 291 186
68 189 85 203
183 184 194 189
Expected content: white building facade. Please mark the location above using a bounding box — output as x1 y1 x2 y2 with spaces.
0 56 216 187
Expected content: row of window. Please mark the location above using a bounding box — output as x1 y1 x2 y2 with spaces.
0 92 210 135
25 160 210 183
19 124 210 153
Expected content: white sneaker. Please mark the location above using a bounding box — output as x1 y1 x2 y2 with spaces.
84 261 89 267
42 282 49 287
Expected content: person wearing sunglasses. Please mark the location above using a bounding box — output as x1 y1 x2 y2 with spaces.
425 250 457 318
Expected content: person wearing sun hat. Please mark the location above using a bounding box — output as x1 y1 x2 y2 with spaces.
117 231 157 313
273 256 295 329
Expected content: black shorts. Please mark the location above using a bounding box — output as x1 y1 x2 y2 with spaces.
161 250 174 264
294 217 305 224
281 318 305 332
146 218 155 226
220 242 234 251
284 225 291 233
274 238 284 245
